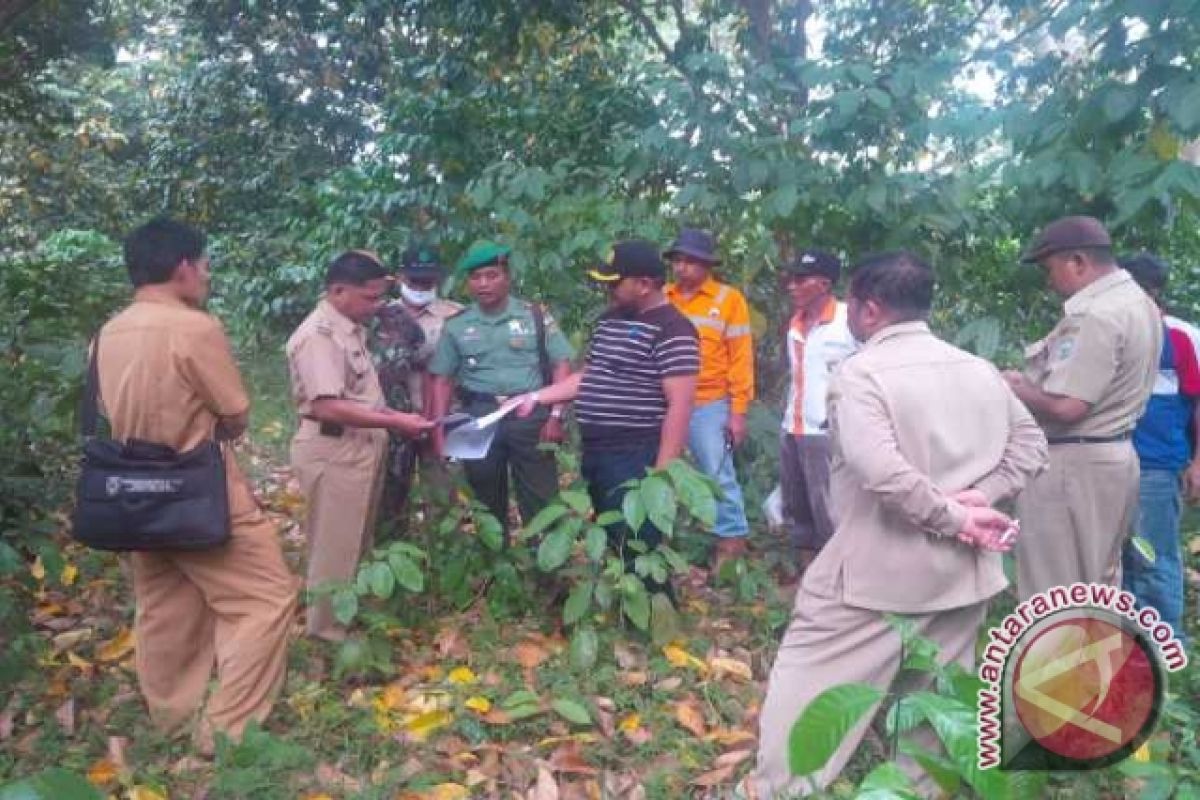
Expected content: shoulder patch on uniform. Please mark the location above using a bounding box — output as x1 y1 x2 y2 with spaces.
1052 336 1077 362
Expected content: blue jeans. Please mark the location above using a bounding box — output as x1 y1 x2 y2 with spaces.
687 398 749 538
1122 468 1187 644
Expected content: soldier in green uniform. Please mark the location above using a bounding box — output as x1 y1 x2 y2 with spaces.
428 241 574 531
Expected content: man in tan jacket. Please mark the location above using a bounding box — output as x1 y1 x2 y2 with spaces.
755 252 1048 797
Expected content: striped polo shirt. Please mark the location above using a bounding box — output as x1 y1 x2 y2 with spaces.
577 303 700 449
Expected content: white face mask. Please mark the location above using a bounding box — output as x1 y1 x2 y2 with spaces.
401 283 437 308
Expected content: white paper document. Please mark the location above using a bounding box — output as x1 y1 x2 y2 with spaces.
439 402 520 460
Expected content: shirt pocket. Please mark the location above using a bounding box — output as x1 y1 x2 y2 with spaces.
345 346 373 393
507 332 537 352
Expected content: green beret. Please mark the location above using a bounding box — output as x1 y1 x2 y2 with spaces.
457 241 511 274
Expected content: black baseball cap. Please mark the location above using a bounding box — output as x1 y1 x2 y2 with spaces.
399 245 443 280
784 249 841 282
1120 253 1169 295
588 240 666 282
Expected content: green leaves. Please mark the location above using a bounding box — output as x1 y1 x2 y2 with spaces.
0 769 103 800
562 580 594 626
787 683 884 779
551 697 592 725
1161 79 1200 133
640 475 676 537
537 528 574 572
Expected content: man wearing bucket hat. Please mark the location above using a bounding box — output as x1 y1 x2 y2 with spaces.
374 245 463 519
1003 215 1161 599
664 227 755 571
427 241 574 533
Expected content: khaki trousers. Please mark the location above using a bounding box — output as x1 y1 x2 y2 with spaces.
1015 441 1138 600
131 512 298 753
291 423 387 640
755 588 985 798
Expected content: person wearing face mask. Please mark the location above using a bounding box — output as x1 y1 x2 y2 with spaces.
374 246 464 519
287 250 434 642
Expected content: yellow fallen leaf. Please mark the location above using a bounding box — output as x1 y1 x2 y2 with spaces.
676 702 707 737
35 601 66 617
301 794 335 800
67 652 94 672
618 713 641 732
447 666 477 685
96 628 135 662
421 665 444 682
60 563 79 586
376 683 406 711
86 758 118 786
464 696 492 714
31 556 45 581
406 690 452 714
398 784 470 800
537 733 600 748
705 728 756 747
405 709 452 741
1133 743 1151 762
709 657 752 682
662 643 709 674
127 787 167 800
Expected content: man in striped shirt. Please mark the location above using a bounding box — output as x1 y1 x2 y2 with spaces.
509 240 699 593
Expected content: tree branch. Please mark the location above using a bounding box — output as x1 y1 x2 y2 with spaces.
0 0 38 33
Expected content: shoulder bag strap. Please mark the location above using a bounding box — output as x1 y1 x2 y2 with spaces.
531 302 552 387
81 337 101 439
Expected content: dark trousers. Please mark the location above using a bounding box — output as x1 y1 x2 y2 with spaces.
779 432 835 552
381 434 452 531
461 399 558 531
581 440 670 594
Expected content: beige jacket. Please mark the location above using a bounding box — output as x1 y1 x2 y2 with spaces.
802 321 1048 613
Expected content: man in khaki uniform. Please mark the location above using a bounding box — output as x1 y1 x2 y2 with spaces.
374 245 463 517
287 250 433 641
1004 216 1161 599
97 217 299 754
755 252 1047 797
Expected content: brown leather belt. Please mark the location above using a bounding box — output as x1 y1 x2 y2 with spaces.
302 416 344 438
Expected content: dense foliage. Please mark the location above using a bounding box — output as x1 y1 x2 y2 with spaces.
2 0 1200 795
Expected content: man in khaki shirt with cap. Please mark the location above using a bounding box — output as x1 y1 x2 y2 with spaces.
287 250 433 641
1004 216 1161 599
97 217 299 755
755 252 1047 797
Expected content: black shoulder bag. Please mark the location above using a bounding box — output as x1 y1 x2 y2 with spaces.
71 339 232 551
